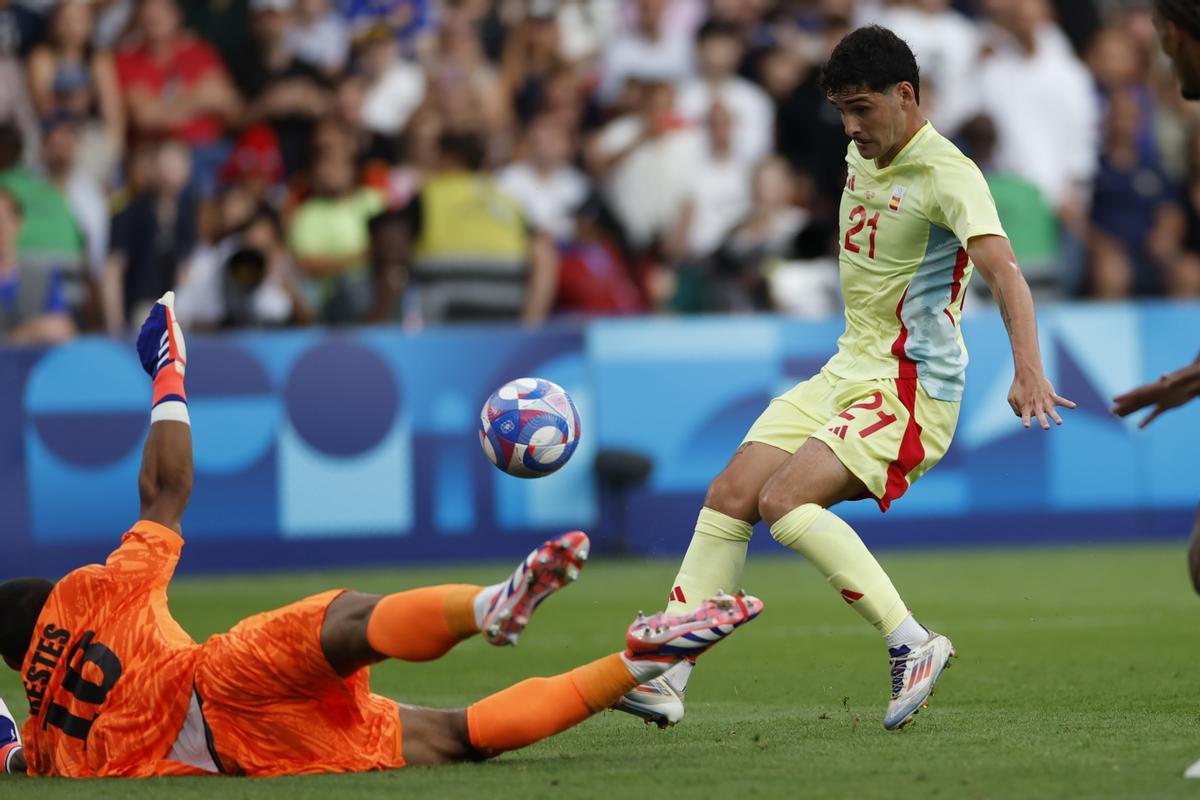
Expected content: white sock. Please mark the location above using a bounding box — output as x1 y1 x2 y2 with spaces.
472 581 507 629
885 613 928 650
620 654 673 684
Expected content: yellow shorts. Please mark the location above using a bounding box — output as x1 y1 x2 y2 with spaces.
743 369 960 511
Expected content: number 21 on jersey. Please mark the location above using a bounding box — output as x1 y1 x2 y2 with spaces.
844 205 880 259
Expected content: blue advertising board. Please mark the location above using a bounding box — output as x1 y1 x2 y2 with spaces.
1 303 1197 577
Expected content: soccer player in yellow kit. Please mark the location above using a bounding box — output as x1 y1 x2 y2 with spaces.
616 25 1076 731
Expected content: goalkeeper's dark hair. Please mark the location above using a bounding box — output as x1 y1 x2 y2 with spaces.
819 25 920 104
0 578 54 667
1156 0 1200 38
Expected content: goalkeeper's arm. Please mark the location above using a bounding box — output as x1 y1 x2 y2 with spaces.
0 697 23 775
1 741 24 775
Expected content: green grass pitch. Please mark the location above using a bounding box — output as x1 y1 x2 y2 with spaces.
2 543 1197 799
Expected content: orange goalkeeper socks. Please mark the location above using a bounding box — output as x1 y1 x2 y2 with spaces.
365 585 482 662
466 653 638 756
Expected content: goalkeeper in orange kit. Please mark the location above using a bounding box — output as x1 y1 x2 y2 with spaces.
0 293 762 778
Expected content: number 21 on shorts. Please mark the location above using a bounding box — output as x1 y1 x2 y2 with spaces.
826 392 897 440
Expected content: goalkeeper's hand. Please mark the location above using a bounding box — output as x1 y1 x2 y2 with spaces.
0 697 24 774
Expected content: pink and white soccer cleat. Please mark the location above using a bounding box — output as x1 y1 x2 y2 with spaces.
480 531 590 646
624 591 763 663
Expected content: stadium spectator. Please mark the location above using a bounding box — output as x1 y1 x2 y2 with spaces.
178 202 310 327
287 0 350 76
356 22 426 139
287 117 384 322
972 0 1100 292
858 0 980 133
711 155 810 313
340 0 436 61
0 186 76 344
181 0 250 67
497 113 589 243
91 0 136 51
115 0 242 197
0 122 86 281
406 131 556 325
228 0 332 177
554 0 620 65
25 0 125 184
1089 88 1183 298
689 101 754 258
764 21 852 257
499 0 573 128
597 0 695 106
958 114 1059 296
555 195 648 315
218 123 287 206
40 113 108 287
0 0 43 60
676 20 773 166
365 207 414 325
425 5 509 144
101 138 197 333
585 79 704 256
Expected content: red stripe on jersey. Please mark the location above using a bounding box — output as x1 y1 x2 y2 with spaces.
881 289 926 511
946 247 968 319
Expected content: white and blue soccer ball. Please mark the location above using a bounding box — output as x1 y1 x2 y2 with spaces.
479 377 581 478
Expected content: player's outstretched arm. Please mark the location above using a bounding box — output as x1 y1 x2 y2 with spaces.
968 234 1076 430
1111 352 1200 428
134 292 193 533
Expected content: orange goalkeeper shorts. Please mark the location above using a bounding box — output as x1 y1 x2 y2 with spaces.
193 589 405 777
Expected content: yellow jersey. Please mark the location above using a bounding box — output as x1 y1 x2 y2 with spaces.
826 122 1007 402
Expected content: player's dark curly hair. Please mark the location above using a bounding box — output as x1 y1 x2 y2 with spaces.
1156 0 1200 38
0 577 54 668
819 25 920 103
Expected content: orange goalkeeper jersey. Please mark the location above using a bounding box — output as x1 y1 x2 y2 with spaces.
20 521 201 777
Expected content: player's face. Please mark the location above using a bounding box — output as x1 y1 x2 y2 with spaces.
1155 13 1200 100
829 85 908 160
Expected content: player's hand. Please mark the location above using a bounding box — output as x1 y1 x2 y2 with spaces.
1111 361 1200 428
1008 373 1075 430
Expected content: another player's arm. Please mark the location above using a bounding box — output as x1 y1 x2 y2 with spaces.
1111 351 1200 428
968 235 1077 429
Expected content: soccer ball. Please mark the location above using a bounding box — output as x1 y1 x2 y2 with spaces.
479 377 581 478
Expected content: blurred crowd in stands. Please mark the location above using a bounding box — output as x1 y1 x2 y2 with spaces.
0 0 1196 344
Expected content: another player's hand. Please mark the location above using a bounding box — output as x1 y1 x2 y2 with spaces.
1111 361 1200 428
1008 372 1075 430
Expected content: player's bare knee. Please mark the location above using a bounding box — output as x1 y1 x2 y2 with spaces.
757 478 798 528
704 470 759 523
321 591 382 676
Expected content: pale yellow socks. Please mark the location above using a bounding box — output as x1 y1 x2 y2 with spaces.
665 507 753 614
769 503 909 635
